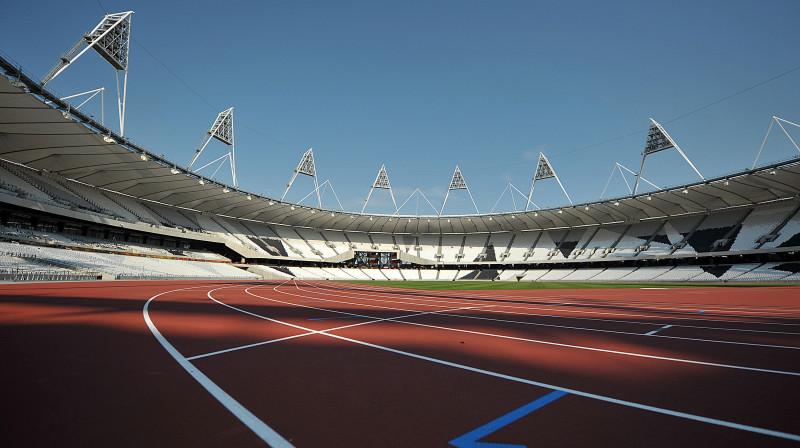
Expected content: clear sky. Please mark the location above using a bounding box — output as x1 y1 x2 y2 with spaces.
2 0 799 216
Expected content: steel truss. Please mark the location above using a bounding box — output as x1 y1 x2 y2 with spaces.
752 116 800 169
440 165 479 215
526 153 571 210
282 148 321 207
187 107 237 187
634 118 703 194
362 164 398 214
41 11 133 136
601 162 660 199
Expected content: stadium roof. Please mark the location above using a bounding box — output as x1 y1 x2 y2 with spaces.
2 57 800 235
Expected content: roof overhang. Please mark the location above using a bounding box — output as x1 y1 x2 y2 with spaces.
2 56 800 234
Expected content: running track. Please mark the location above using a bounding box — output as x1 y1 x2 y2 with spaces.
1 280 799 447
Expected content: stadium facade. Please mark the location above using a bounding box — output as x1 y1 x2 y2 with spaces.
2 46 800 283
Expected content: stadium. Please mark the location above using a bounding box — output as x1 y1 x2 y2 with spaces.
2 8 799 448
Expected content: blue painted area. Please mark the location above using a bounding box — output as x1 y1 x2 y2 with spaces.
449 390 568 448
699 310 706 314
308 316 354 321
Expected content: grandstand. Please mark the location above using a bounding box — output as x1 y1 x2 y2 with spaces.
1 37 800 284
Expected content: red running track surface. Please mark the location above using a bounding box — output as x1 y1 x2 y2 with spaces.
1 280 799 447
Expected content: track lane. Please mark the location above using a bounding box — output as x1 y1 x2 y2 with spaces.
198 283 800 442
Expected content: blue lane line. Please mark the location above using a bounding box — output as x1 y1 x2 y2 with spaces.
308 316 354 321
645 324 673 336
449 390 568 448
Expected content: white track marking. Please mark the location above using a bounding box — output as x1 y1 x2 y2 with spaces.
143 285 294 448
324 281 800 319
187 298 494 360
297 281 800 331
248 285 800 376
262 283 800 351
186 333 314 361
206 285 800 443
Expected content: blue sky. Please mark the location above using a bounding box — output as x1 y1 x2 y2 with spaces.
2 0 799 215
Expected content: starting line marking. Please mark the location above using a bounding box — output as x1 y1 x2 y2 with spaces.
449 390 568 448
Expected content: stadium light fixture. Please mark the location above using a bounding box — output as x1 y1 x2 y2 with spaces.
585 206 589 210
103 135 116 143
247 195 252 200
647 195 652 200
290 206 295 210
223 188 230 193
269 201 274 206
170 167 179 174
769 171 777 175
558 210 563 214
198 180 204 185
682 189 689 194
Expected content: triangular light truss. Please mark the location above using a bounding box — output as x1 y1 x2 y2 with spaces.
282 148 321 206
41 11 133 136
526 153 571 210
362 164 398 214
441 165 479 215
187 107 237 187
634 118 703 194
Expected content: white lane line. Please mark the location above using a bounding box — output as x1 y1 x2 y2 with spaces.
646 325 673 336
187 288 493 360
143 284 294 448
262 284 800 351
322 281 800 319
186 333 314 361
210 286 800 443
298 282 800 339
249 285 800 377
295 281 800 331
